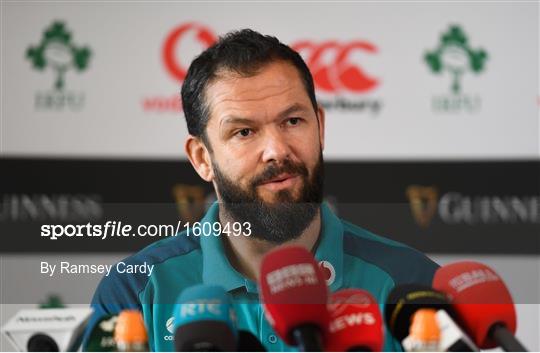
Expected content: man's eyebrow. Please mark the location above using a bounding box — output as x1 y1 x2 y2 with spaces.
219 103 311 128
277 103 311 118
220 116 255 128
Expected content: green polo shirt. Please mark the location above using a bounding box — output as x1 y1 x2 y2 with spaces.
83 202 438 351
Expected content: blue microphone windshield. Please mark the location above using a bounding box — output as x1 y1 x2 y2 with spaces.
173 284 236 336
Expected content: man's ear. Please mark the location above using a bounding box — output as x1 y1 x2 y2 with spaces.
317 104 326 150
185 135 214 182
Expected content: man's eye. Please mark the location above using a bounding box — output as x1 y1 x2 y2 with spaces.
287 117 301 125
236 128 252 137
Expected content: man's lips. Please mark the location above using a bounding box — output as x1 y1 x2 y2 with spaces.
259 174 299 191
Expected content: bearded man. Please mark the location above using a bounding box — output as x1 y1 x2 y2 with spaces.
83 29 438 352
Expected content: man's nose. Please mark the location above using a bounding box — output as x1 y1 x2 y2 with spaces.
260 128 292 163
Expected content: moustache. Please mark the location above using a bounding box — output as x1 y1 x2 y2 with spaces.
250 160 309 187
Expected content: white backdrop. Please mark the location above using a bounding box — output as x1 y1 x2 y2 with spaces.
1 2 539 352
2 2 538 160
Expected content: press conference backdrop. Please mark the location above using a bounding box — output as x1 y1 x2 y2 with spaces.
1 1 539 351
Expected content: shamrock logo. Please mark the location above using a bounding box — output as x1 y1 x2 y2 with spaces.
26 21 92 90
425 25 487 94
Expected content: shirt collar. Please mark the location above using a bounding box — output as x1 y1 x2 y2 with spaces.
200 202 344 293
314 202 344 292
200 203 247 292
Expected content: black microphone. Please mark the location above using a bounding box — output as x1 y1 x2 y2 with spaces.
237 330 267 351
385 284 478 352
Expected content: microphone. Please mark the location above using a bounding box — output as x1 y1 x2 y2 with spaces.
85 314 118 351
384 284 478 352
237 330 267 351
114 310 148 352
433 261 528 351
325 289 384 352
173 284 237 351
401 308 441 352
259 245 329 352
0 307 93 352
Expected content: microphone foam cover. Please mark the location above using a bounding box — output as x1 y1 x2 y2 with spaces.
85 314 118 352
432 261 516 349
259 245 329 345
114 310 147 344
384 284 450 341
326 289 384 352
175 321 236 352
173 284 237 351
237 330 267 351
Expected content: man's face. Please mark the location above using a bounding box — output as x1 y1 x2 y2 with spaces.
202 60 325 242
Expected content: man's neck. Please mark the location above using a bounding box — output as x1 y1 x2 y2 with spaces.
218 207 322 282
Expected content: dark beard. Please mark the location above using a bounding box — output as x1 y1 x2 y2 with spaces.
212 153 324 243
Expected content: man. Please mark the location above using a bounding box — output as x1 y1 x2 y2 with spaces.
83 29 438 351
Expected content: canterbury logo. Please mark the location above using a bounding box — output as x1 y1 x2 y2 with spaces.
161 23 379 95
406 185 439 228
292 40 379 93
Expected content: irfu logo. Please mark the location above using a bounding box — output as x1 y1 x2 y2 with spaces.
27 21 91 90
26 21 91 110
424 25 488 113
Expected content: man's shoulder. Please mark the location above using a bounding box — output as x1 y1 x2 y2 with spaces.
126 231 202 267
340 219 439 286
83 232 203 350
92 232 202 304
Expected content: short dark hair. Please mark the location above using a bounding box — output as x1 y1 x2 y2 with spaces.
181 29 318 147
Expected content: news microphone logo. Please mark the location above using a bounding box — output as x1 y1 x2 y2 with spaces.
266 263 319 294
448 268 499 292
326 289 383 352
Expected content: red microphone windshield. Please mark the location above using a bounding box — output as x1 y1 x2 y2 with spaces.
433 261 516 349
326 289 384 352
259 245 329 345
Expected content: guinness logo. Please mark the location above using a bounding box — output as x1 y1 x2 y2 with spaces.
171 184 206 222
406 185 439 228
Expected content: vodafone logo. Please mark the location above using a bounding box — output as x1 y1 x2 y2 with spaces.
144 23 382 115
318 260 336 286
292 40 379 93
160 22 380 95
162 22 217 82
143 22 216 112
